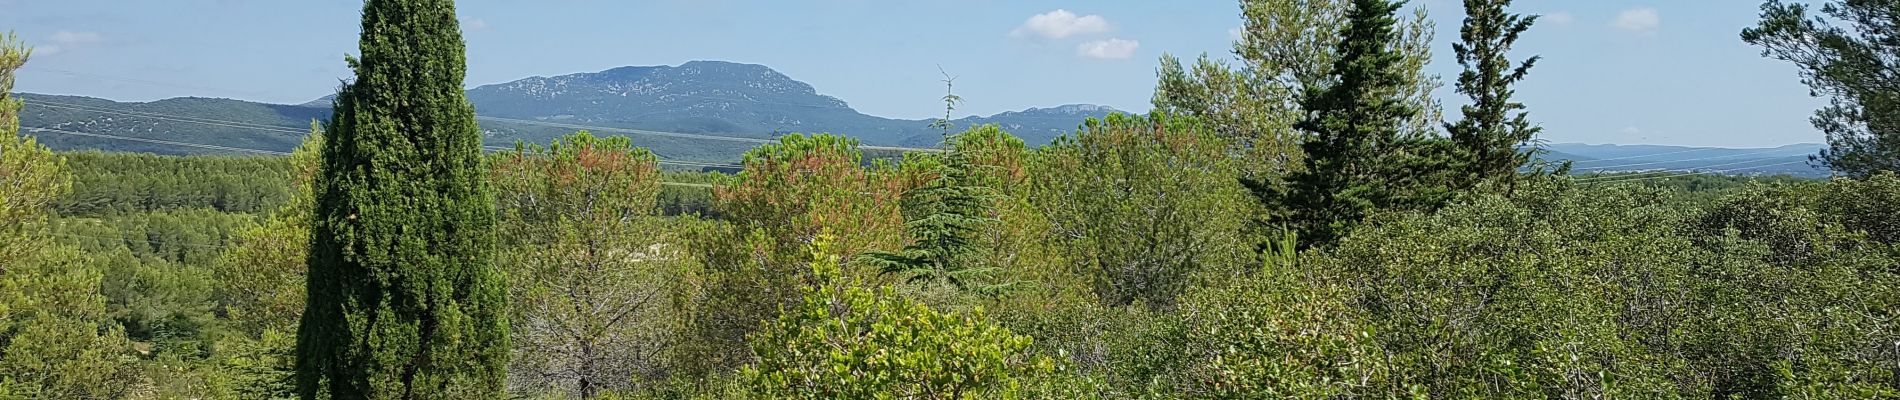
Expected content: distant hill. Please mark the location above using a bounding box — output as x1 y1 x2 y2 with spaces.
1540 143 1828 178
14 61 1830 178
19 61 1116 162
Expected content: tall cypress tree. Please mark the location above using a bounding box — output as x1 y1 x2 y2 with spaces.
1447 0 1541 189
295 0 506 398
1278 0 1421 249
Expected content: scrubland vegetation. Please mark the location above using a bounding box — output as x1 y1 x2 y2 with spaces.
2 0 1897 398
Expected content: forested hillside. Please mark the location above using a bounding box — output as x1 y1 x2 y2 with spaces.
14 62 1123 162
2 0 1897 399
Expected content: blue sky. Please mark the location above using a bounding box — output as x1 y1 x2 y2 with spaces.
1 0 1826 148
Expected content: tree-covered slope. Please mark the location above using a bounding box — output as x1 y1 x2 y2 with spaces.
18 61 1119 161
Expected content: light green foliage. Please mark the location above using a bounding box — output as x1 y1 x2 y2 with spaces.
741 239 1053 399
1033 113 1252 308
1815 172 1900 245
53 208 252 343
1324 182 1688 398
1685 180 1899 398
1176 262 1395 399
201 128 323 399
0 246 139 399
1309 177 1900 398
1153 0 1443 191
1744 0 1900 177
213 129 319 336
0 33 139 399
0 33 69 268
296 0 508 397
679 134 906 377
494 131 682 399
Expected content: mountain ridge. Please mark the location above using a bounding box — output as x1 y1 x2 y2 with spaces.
14 61 1826 177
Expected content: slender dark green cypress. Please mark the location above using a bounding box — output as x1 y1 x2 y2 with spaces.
295 0 506 398
1277 0 1420 249
1447 0 1541 190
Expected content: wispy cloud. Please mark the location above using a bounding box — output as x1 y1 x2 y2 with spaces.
35 30 105 57
462 18 490 31
1077 38 1139 60
1544 12 1574 26
51 30 105 45
1612 8 1659 34
1011 9 1110 39
1228 27 1245 41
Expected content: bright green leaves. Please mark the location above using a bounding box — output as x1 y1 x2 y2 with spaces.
742 239 1052 399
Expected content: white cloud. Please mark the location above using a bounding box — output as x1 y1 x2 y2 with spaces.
1228 27 1245 41
462 18 490 31
34 45 62 56
1077 38 1140 60
1621 126 1643 135
1544 12 1574 26
1011 9 1111 39
1612 8 1659 34
51 30 104 45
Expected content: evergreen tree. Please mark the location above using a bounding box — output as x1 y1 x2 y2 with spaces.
858 138 998 292
494 132 678 399
1743 0 1900 178
294 0 507 398
0 33 67 267
1446 0 1543 190
1277 0 1426 248
0 33 139 398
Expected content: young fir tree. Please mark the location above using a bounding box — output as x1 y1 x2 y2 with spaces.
294 0 507 398
1446 0 1542 190
1278 0 1425 248
858 72 999 292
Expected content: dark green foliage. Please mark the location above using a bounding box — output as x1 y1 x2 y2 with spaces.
1276 0 1443 248
858 129 999 292
1743 0 1900 177
57 152 293 216
1446 0 1543 189
657 170 722 217
296 0 507 397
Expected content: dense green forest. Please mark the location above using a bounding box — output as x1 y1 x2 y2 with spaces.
2 0 1898 398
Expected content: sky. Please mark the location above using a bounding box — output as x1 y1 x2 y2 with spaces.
1 0 1830 148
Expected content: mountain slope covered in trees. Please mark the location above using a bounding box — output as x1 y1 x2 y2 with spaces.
17 61 1121 161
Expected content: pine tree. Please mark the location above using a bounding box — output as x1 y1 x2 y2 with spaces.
1743 0 1900 178
1278 0 1423 248
294 0 507 398
1446 0 1542 190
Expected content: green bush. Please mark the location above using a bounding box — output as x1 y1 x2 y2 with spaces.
740 239 1053 399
